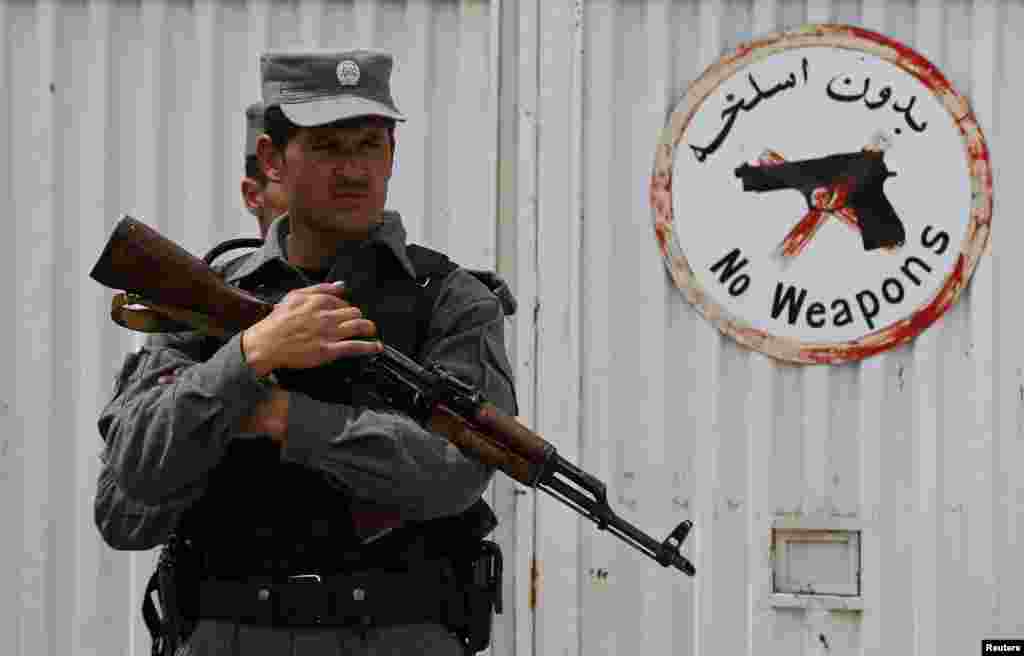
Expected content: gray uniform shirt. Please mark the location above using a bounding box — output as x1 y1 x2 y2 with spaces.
94 212 517 551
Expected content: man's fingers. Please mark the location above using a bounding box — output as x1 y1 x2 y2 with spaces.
335 318 378 340
327 339 384 358
321 306 363 323
321 319 382 360
156 366 186 385
282 292 348 310
285 290 354 313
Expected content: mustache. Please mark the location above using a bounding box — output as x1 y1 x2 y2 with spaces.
333 183 371 194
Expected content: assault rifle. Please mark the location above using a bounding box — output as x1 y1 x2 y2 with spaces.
89 216 696 577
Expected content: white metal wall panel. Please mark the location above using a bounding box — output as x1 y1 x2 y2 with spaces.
4 0 1023 655
494 1 540 655
524 1 1022 655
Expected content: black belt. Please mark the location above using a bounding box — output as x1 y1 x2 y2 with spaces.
196 566 464 629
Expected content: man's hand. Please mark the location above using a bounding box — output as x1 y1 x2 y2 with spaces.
242 282 383 377
239 386 290 446
156 367 290 445
156 366 187 386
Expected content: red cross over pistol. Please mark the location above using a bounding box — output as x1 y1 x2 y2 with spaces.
734 140 905 259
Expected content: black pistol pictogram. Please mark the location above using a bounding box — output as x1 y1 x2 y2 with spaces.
734 136 905 258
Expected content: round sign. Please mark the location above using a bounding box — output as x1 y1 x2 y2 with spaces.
651 24 992 364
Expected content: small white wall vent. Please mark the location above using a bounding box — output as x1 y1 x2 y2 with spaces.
772 528 861 597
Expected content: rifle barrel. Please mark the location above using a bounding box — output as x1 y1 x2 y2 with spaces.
538 454 696 576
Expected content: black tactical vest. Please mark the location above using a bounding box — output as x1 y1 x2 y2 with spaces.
174 240 496 579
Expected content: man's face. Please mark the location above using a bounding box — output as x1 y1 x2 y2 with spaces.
277 121 394 238
260 179 289 223
242 176 289 238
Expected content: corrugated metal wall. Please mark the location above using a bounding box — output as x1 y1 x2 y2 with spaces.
2 0 1021 655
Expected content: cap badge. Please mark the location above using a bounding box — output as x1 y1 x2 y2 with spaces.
337 60 361 87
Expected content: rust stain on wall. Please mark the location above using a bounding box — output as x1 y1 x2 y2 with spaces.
529 557 539 610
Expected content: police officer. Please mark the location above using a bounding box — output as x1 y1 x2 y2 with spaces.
193 103 290 280
95 49 516 655
241 101 288 238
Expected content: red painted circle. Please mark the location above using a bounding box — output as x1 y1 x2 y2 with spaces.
651 24 992 364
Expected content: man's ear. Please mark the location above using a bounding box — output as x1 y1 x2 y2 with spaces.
385 135 396 180
241 177 263 213
256 134 283 184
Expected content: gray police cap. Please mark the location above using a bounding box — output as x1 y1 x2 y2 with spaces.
260 49 406 127
245 102 265 157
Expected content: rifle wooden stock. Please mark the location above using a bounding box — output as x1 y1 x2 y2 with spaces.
471 402 552 465
90 216 273 334
428 407 536 485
